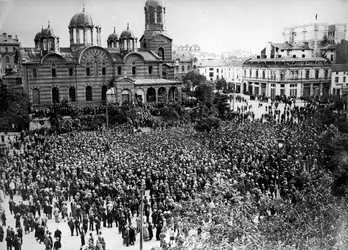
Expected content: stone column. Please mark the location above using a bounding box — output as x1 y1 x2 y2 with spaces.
91 28 94 45
76 29 80 44
69 29 73 45
83 28 86 44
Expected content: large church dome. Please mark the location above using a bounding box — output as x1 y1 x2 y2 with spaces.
69 8 94 28
108 27 119 41
145 0 162 7
120 24 135 39
41 26 55 37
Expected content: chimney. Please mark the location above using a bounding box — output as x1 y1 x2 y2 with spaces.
2 33 7 36
8 35 12 39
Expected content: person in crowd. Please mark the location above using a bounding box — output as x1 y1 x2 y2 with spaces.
54 228 62 242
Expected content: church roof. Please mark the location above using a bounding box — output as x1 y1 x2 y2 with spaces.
20 48 42 63
20 47 163 64
137 50 161 61
134 78 180 85
140 30 172 42
104 48 123 62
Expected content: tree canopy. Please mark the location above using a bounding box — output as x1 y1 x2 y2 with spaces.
182 71 207 87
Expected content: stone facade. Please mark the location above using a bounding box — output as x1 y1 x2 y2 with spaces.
18 0 181 109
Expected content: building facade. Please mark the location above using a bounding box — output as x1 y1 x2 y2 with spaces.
0 33 20 77
283 23 347 46
18 0 181 109
331 64 348 96
242 57 331 98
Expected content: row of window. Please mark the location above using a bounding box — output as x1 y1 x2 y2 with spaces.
32 65 156 78
2 47 16 53
175 65 191 72
334 76 346 83
244 69 329 79
32 86 108 105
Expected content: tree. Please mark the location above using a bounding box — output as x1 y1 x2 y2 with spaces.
215 77 227 91
0 87 30 131
334 98 344 113
194 83 214 107
214 93 230 118
194 116 220 133
182 71 207 87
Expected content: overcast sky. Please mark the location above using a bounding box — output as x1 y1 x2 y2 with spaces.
0 0 347 54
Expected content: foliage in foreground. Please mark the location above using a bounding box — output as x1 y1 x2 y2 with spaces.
172 174 348 250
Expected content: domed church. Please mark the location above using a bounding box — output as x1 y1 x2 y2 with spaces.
19 0 181 108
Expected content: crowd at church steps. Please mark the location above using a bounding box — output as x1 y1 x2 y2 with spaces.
0 102 324 249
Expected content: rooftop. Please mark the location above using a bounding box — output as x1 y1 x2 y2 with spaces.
134 78 181 85
245 57 329 64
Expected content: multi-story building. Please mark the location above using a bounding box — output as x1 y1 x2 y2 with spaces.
0 33 20 77
15 0 181 108
223 61 243 92
197 60 244 92
283 23 347 46
198 60 227 82
262 23 348 65
331 64 348 96
242 57 331 98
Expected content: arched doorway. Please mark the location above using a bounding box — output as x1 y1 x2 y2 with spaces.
168 87 178 102
121 89 132 104
147 87 156 103
158 87 167 103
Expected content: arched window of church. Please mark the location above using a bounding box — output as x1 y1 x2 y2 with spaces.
158 48 164 61
43 40 48 50
33 69 37 77
5 47 8 53
69 86 76 102
118 66 122 75
148 66 153 75
86 86 92 101
157 6 162 23
132 66 136 75
5 56 9 63
102 85 107 101
52 87 59 104
102 67 106 76
187 65 191 71
149 6 155 24
32 88 40 105
181 65 185 72
145 9 149 25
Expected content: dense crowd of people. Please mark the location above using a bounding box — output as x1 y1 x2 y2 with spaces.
0 98 329 249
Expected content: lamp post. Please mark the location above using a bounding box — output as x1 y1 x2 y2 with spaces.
106 88 116 149
140 178 145 250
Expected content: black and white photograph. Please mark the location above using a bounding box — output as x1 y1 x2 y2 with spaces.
0 0 348 249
